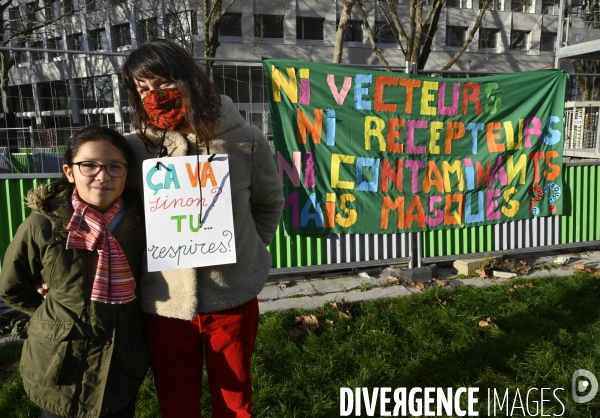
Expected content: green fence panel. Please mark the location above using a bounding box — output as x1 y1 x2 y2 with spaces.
561 164 600 244
2 164 600 274
0 178 53 272
10 154 34 173
267 221 327 268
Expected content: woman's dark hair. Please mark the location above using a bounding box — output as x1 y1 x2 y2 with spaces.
54 125 136 196
121 39 221 148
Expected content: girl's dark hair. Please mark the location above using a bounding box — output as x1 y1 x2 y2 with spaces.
121 39 221 148
54 125 136 196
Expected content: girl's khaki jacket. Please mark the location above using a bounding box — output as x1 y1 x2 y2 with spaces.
0 186 150 418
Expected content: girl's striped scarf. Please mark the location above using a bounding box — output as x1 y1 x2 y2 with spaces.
66 189 136 304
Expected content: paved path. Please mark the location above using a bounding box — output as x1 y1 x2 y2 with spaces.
258 248 600 313
2 247 599 346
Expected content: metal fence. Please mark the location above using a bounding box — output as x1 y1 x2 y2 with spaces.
2 162 599 275
1 50 598 175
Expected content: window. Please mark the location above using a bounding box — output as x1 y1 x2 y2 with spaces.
446 26 467 47
190 11 198 35
46 36 65 59
25 2 38 22
43 0 55 20
30 40 45 61
254 15 284 38
89 28 107 51
39 80 70 111
14 41 28 65
8 7 21 32
11 85 35 113
340 19 362 42
64 0 74 14
521 0 534 13
541 0 558 14
137 18 158 44
113 23 131 48
296 17 324 40
163 14 180 40
81 0 97 11
79 76 114 109
510 30 529 50
447 0 470 8
220 13 242 37
479 28 499 48
540 32 556 51
67 32 84 50
481 0 503 10
374 21 397 43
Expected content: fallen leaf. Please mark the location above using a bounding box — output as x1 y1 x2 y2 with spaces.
573 264 586 271
435 293 449 307
295 314 319 334
585 268 593 273
330 298 346 309
277 283 287 290
594 271 600 279
388 277 400 285
507 287 516 293
478 317 499 329
475 268 488 278
338 311 352 319
415 283 425 290
325 319 334 325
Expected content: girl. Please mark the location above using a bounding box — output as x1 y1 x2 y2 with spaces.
121 39 284 417
0 126 149 418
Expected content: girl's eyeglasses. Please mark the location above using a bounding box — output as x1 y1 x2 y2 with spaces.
73 161 128 178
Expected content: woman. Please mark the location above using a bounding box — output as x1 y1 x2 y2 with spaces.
121 39 284 417
0 126 149 418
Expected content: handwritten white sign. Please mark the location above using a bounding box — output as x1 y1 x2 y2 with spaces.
142 155 236 272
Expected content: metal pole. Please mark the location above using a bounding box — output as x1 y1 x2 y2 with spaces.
555 0 564 69
596 107 600 154
405 61 422 269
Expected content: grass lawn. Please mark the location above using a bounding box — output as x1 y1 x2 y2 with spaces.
1 272 599 417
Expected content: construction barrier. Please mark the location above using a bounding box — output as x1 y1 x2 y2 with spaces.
1 162 599 274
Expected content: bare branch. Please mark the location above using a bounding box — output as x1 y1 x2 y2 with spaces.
356 0 390 68
379 0 406 55
441 0 492 70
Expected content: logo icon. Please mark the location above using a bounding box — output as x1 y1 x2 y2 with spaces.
572 369 598 403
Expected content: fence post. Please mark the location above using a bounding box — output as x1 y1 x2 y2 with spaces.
406 61 423 269
596 108 600 154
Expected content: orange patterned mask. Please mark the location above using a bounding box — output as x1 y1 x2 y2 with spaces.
142 88 187 131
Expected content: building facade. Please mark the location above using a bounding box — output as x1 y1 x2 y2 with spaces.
3 0 562 148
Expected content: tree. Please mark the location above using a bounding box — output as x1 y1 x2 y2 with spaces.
131 0 237 77
333 0 356 63
133 0 198 55
335 0 493 71
202 0 237 77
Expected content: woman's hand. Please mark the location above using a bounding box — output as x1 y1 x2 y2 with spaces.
36 281 49 299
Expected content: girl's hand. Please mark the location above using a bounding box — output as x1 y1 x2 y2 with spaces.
37 281 49 299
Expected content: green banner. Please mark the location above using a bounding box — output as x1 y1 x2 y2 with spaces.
263 58 568 235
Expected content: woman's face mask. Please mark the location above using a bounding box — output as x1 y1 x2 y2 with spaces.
141 87 187 131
